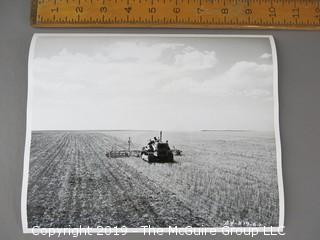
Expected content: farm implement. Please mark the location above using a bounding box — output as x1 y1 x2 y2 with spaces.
106 131 182 162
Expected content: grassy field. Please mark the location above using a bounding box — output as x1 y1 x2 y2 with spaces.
27 130 279 228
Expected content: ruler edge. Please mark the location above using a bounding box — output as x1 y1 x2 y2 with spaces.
31 23 320 31
30 0 320 30
31 0 39 26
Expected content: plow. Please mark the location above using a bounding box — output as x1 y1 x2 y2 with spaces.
105 137 141 158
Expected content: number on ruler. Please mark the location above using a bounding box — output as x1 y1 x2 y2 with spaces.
292 8 299 18
245 8 252 15
51 7 59 13
197 8 204 14
75 6 83 13
173 8 181 14
268 7 276 17
125 7 132 14
100 7 107 13
221 8 229 15
149 7 156 13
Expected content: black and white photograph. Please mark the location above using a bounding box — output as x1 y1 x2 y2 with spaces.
22 34 283 232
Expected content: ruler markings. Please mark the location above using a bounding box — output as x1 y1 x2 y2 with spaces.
32 0 320 29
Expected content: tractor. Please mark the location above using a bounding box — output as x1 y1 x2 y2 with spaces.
106 131 181 163
140 131 174 163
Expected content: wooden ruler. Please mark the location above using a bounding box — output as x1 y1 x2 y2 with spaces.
31 0 320 30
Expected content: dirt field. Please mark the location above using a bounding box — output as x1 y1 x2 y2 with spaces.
27 131 279 228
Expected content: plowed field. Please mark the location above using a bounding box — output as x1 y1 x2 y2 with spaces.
27 131 279 228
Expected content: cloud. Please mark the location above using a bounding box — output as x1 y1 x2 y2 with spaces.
161 61 273 99
174 47 217 70
31 42 218 98
260 53 272 59
102 42 183 62
32 47 272 103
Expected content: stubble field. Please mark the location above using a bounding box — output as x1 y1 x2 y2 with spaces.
27 130 279 228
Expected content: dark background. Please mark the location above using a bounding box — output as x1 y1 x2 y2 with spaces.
0 0 319 239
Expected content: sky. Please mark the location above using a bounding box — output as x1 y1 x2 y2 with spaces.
30 35 275 131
